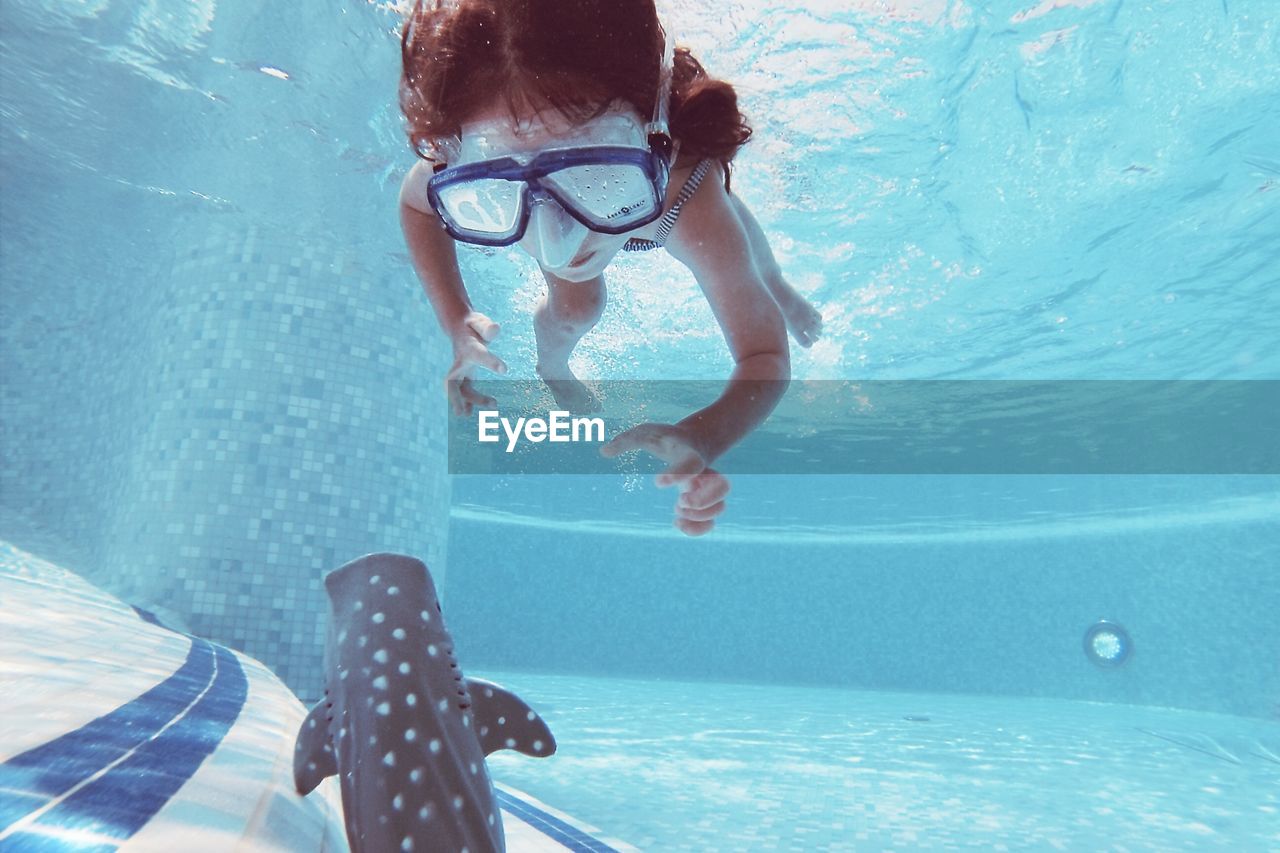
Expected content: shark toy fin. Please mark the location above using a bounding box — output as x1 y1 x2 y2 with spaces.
465 677 557 758
293 700 338 795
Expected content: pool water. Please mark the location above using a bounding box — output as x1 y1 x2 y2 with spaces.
2 0 1278 849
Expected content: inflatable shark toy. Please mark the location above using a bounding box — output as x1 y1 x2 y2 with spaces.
293 553 556 853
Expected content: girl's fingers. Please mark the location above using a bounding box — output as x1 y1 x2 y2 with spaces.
675 517 715 537
466 314 501 342
481 350 506 373
459 378 496 409
674 499 725 522
679 470 730 508
471 346 508 375
446 380 466 416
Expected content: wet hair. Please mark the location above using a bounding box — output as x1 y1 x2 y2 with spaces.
399 0 751 186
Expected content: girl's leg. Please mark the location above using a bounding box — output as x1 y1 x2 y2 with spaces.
728 193 823 348
533 268 605 412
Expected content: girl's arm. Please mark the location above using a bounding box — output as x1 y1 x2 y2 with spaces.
399 161 508 415
399 160 476 334
660 168 792 464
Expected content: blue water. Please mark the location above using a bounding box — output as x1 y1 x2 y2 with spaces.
2 0 1279 846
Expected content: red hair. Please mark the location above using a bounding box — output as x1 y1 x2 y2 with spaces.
399 0 751 184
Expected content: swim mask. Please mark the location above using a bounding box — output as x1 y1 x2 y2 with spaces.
427 105 670 268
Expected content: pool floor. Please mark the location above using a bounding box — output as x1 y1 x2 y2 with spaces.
478 671 1280 851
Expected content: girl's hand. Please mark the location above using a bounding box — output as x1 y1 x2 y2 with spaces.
601 423 731 536
446 312 508 416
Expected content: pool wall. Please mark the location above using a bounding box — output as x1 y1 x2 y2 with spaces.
444 509 1280 719
1 208 452 699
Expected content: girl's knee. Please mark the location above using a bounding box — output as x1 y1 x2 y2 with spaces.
547 276 606 328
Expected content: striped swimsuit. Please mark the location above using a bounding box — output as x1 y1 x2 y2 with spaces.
622 159 714 252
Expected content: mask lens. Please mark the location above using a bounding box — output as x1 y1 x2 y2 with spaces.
543 163 658 229
436 178 523 236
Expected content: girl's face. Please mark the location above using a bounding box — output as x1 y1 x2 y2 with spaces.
455 101 650 282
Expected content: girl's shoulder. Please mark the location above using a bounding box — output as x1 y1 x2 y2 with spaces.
624 155 724 245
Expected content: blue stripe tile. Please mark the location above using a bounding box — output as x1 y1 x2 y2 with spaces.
0 640 211 830
497 789 620 853
0 642 247 851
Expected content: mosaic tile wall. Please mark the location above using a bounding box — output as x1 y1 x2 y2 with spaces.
2 212 452 700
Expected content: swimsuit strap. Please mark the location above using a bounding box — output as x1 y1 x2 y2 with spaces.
623 158 715 252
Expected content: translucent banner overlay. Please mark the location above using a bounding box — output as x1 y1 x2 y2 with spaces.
447 381 1280 475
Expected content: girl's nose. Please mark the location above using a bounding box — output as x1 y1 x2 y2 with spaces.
523 197 589 270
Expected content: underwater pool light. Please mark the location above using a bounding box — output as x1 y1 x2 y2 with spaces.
1083 620 1132 668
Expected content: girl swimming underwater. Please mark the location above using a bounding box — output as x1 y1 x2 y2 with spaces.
397 0 822 535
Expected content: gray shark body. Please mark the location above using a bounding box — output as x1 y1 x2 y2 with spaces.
294 553 556 853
